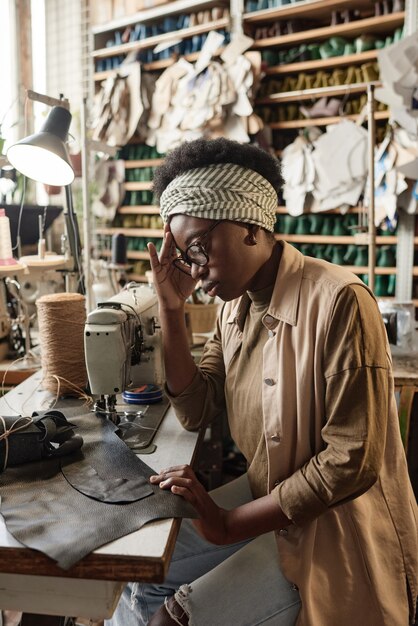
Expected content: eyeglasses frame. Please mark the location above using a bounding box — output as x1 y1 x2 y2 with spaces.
172 220 223 275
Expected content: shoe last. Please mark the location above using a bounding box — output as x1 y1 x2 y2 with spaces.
295 215 311 235
375 275 389 297
361 62 380 82
343 244 358 264
330 69 346 86
306 43 321 59
309 215 325 234
387 274 396 296
331 245 346 265
313 244 327 260
321 217 335 236
300 243 314 256
343 42 356 55
333 219 348 236
354 246 368 267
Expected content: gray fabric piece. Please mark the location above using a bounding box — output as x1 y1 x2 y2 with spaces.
0 401 197 570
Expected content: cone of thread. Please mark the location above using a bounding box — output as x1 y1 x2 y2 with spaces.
36 293 87 395
0 208 15 265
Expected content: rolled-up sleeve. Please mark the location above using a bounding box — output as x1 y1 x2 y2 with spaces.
273 284 391 525
166 311 227 431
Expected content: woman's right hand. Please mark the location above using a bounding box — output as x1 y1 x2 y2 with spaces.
147 226 197 310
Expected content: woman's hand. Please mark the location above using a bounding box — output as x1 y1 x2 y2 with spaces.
147 225 196 311
150 464 230 545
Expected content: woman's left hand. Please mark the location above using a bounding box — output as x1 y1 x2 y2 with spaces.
150 465 229 544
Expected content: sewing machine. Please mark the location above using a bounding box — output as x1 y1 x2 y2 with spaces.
84 282 164 424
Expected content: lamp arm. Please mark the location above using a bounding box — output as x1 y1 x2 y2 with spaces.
64 185 84 292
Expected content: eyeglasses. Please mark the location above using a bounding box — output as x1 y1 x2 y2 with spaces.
173 220 223 275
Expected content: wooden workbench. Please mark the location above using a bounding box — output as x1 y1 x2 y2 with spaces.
0 359 37 388
0 372 201 620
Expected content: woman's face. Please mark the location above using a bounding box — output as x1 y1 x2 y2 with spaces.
169 215 269 301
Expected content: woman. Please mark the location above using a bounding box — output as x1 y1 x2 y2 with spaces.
108 137 417 626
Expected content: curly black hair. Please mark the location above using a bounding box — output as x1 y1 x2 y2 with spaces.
152 137 282 201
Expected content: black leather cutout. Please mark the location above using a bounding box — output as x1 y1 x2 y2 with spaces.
0 401 197 569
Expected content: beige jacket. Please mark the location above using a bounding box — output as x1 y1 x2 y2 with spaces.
170 242 418 625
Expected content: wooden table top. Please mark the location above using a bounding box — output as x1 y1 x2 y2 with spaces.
392 354 418 387
0 372 201 583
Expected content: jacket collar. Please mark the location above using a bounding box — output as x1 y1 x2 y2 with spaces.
226 241 304 330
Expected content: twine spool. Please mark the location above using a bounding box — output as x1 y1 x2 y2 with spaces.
36 293 87 396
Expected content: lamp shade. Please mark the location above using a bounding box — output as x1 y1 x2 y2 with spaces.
7 106 75 186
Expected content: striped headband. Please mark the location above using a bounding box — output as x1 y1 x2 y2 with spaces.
159 163 278 232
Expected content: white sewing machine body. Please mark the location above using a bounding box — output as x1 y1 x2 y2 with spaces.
84 283 163 411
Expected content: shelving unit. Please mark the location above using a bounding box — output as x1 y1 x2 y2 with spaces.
256 81 382 104
90 0 412 298
249 13 404 48
264 49 379 76
94 48 225 81
242 0 406 298
243 0 382 22
91 0 232 281
92 18 229 60
268 110 390 129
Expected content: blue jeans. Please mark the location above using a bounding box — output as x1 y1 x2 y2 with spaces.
106 475 301 625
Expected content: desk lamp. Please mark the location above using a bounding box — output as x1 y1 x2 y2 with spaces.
6 103 84 368
7 106 74 187
6 104 82 285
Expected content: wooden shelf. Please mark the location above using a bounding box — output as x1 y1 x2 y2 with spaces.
101 250 150 260
94 49 225 80
275 234 399 244
257 81 381 105
346 267 418 276
264 49 379 76
276 205 368 214
92 18 229 58
119 206 160 214
124 181 153 191
118 205 369 217
345 266 397 274
244 0 375 23
250 13 404 49
269 109 390 128
92 0 229 34
124 159 164 168
96 228 164 237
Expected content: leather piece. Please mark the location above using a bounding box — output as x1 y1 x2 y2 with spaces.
0 400 197 570
60 412 153 503
0 411 83 470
